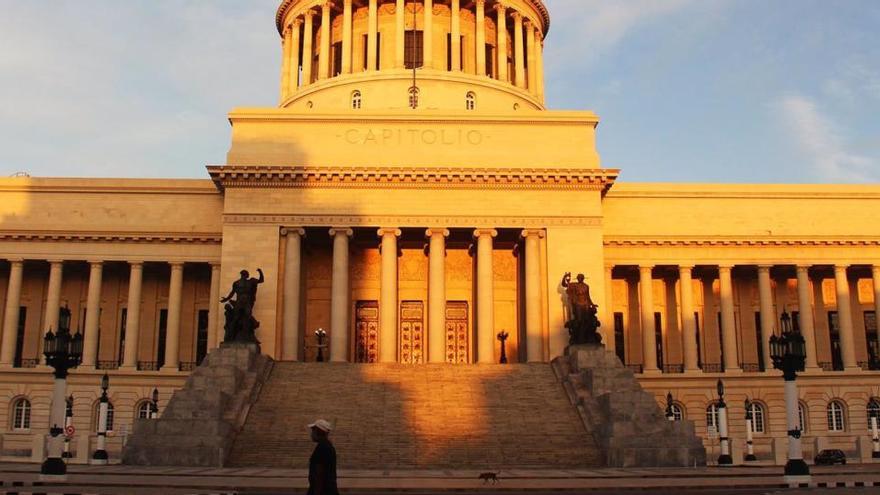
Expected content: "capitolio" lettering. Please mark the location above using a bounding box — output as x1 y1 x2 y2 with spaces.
342 128 484 146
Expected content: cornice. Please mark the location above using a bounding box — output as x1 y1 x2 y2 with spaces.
604 236 880 247
0 180 218 195
0 231 222 245
207 165 618 193
225 214 602 228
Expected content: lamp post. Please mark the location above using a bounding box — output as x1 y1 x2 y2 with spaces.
91 372 110 464
716 379 732 466
41 307 83 476
150 388 159 419
665 392 675 422
497 331 509 364
870 408 880 459
315 328 327 362
62 394 74 459
744 398 757 461
769 309 809 477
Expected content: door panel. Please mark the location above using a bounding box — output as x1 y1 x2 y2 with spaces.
355 301 379 363
445 301 469 364
399 301 425 364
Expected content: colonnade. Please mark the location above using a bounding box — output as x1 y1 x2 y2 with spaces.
279 0 545 99
611 263 880 375
280 226 546 363
0 259 220 372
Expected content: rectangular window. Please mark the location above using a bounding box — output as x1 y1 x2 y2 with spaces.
613 312 625 364
828 311 843 371
754 312 765 371
196 309 209 365
446 33 464 70
405 31 423 69
117 308 127 366
13 307 26 368
694 311 702 369
332 41 342 76
654 312 664 369
363 33 383 70
157 309 168 368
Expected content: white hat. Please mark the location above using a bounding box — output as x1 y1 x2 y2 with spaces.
308 419 333 433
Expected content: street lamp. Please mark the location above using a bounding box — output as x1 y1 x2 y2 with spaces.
62 395 74 459
665 392 675 422
92 372 110 464
150 388 159 419
716 379 732 466
769 309 809 477
744 398 757 461
497 331 509 364
315 328 327 362
41 307 83 476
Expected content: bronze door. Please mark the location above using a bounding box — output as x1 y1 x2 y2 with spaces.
399 301 425 364
445 301 469 363
355 301 379 363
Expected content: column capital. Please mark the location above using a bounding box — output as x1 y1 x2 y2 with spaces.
169 261 185 269
757 264 773 271
281 227 306 237
377 227 402 238
303 8 317 19
796 264 812 272
5 258 24 264
46 259 65 265
523 18 534 29
475 0 485 6
510 10 522 21
873 265 880 275
128 260 145 267
87 259 104 266
321 0 333 10
639 264 654 272
292 17 303 27
425 228 450 238
473 228 498 239
677 264 694 271
718 264 734 271
493 2 507 13
209 262 221 269
520 229 545 239
329 227 353 237
835 264 850 271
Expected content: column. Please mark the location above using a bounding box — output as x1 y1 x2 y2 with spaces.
475 0 486 76
426 228 448 363
0 260 24 367
44 260 64 333
522 230 544 362
302 10 315 84
162 262 184 371
280 23 292 101
207 263 221 350
329 227 353 362
603 265 615 355
318 1 332 79
494 3 508 82
639 266 659 373
423 0 433 69
718 265 741 372
367 0 378 71
874 266 880 349
834 265 858 370
282 229 305 361
378 228 401 363
290 19 302 90
525 19 536 93
534 31 544 100
81 261 103 368
394 0 404 68
796 266 819 371
757 266 775 372
679 266 700 372
474 229 497 363
120 262 143 370
450 0 461 71
343 0 353 73
512 11 525 88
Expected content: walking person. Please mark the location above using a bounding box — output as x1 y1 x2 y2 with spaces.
307 419 339 495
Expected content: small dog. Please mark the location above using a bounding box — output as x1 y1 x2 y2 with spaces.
478 471 500 484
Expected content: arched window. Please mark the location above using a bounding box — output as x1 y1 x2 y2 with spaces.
94 402 115 432
798 401 808 433
827 400 846 432
408 86 420 109
466 92 476 110
670 403 684 421
867 399 880 430
11 398 31 431
351 90 362 110
748 402 766 433
706 403 720 434
136 400 152 420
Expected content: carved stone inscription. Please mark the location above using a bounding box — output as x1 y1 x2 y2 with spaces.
340 128 484 146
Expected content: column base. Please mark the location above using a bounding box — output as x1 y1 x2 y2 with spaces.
844 366 863 373
717 454 733 465
641 368 662 376
40 456 66 475
91 449 108 465
873 451 880 459
117 365 138 372
723 368 743 374
745 454 757 461
784 458 810 476
78 364 96 372
159 366 182 374
802 366 822 374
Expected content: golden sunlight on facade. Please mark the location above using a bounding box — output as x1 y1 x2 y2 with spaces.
1 0 880 468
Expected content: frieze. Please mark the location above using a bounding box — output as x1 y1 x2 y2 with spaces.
0 231 221 244
604 237 880 247
224 214 602 228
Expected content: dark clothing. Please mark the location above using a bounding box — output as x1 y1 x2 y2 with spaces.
307 440 339 495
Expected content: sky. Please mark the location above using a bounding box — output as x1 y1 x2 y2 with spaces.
0 0 878 183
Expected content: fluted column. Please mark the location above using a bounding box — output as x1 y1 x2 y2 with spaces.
208 263 221 350
450 0 461 71
378 228 401 363
834 265 858 370
874 266 880 350
796 265 820 371
45 260 64 333
474 229 497 363
523 230 544 362
282 228 305 361
329 227 353 362
280 23 292 101
394 0 405 68
718 265 740 372
162 262 184 371
318 1 332 79
757 265 775 372
0 260 24 367
81 261 104 368
426 228 448 363
290 19 302 90
534 31 544 100
423 0 433 69
639 266 659 373
367 0 378 71
302 10 315 84
494 3 508 82
525 19 536 93
512 11 525 88
120 262 143 370
342 0 353 73
475 0 486 76
679 266 699 372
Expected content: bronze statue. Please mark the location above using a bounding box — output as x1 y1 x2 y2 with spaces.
221 268 264 344
561 272 602 345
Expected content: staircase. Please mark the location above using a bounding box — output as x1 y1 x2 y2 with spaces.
228 362 603 469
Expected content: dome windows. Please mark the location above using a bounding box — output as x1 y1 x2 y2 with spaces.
351 90 362 110
466 92 476 111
